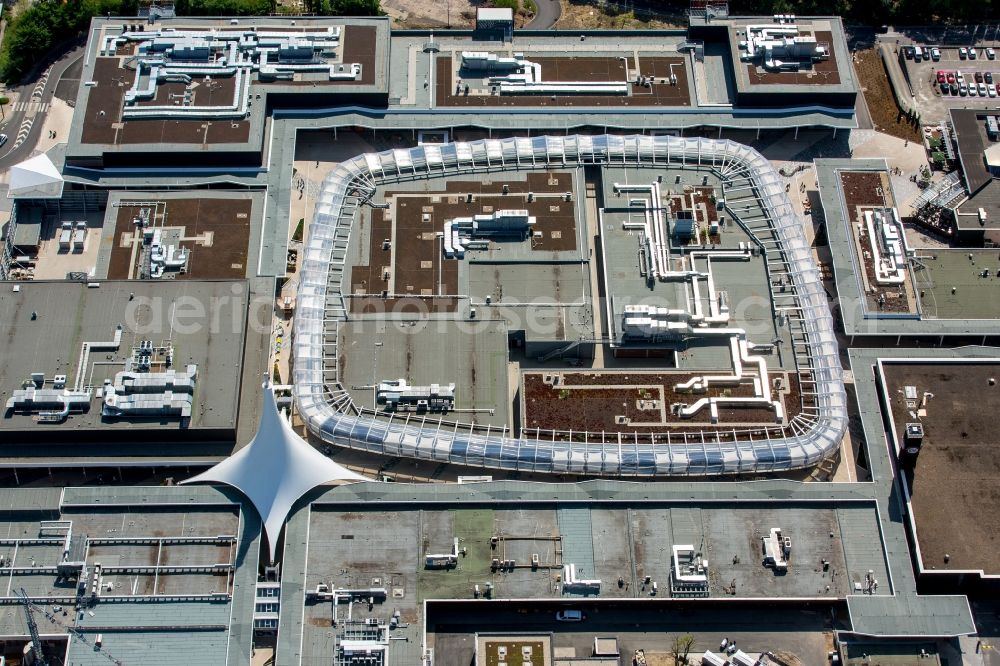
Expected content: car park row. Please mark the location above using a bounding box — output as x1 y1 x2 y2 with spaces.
905 45 997 61
935 69 999 96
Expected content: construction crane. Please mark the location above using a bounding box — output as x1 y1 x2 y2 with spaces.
16 588 46 666
17 588 124 666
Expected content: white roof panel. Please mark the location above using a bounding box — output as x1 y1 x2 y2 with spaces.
182 384 369 562
8 153 64 199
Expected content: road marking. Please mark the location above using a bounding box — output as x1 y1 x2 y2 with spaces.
12 118 32 149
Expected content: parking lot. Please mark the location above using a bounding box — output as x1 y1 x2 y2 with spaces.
903 45 1000 123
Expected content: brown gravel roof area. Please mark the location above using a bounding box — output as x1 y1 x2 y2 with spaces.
266 25 378 87
436 55 691 107
134 75 237 108
745 32 842 86
838 170 916 314
883 362 1000 574
840 171 893 208
522 370 800 435
106 197 253 280
349 172 577 313
81 58 252 146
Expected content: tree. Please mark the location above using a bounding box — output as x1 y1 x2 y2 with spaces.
671 633 695 665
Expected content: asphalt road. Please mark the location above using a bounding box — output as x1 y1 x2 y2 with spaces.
527 0 561 28
0 45 84 171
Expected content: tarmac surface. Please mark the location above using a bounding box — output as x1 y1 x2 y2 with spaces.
0 45 83 170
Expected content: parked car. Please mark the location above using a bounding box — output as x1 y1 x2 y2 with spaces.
976 71 984 83
937 70 947 83
556 610 584 622
957 70 966 84
988 47 997 60
980 82 989 96
986 71 994 84
0 134 7 148
905 46 916 59
960 82 969 96
989 85 997 97
970 47 978 59
995 82 1000 95
947 71 957 84
960 47 968 59
931 47 941 60
951 82 960 95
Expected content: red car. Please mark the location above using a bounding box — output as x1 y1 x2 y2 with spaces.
947 71 956 84
937 70 947 83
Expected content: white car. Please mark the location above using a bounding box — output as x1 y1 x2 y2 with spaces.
957 70 966 84
989 85 997 97
555 610 583 622
989 47 997 60
980 82 989 96
931 47 941 61
970 85 978 97
970 47 979 60
960 47 968 59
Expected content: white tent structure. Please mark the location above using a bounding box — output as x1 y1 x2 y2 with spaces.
182 383 369 561
7 153 64 199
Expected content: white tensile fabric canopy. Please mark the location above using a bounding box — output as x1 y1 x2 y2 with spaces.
7 153 65 199
182 384 368 561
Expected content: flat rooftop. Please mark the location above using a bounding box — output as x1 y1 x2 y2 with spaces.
277 485 893 665
950 108 1000 232
841 642 941 666
97 190 265 280
338 318 511 429
67 16 388 158
63 17 859 169
599 164 796 368
347 169 587 321
911 248 1000 320
879 358 1000 576
336 167 600 435
817 158 1000 337
0 485 257 666
302 503 888 601
332 156 816 449
0 280 247 437
716 16 858 98
434 53 691 108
